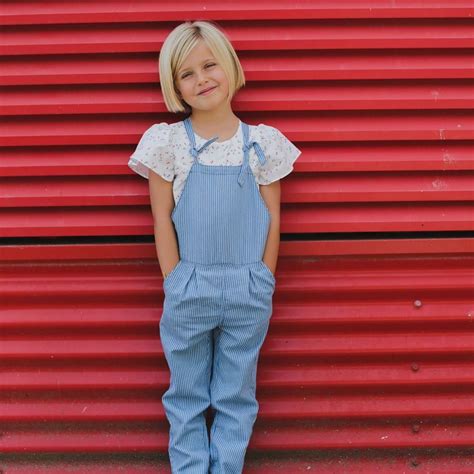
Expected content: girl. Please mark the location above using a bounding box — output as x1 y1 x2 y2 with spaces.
128 20 301 474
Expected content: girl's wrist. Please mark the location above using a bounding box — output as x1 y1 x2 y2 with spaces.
163 259 180 279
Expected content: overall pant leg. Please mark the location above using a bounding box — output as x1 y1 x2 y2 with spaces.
159 262 221 473
209 263 275 474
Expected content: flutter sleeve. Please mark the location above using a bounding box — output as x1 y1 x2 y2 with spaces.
127 122 175 181
255 124 302 185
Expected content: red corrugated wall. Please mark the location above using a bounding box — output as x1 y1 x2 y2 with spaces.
1 1 473 473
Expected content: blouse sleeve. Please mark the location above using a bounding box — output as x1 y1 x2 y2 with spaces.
127 122 175 181
255 124 302 185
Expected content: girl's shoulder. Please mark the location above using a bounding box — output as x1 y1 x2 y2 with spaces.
135 120 196 153
145 121 182 141
247 122 302 185
249 122 278 133
248 122 298 152
133 121 173 147
247 122 292 145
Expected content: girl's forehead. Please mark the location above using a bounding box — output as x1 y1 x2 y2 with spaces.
180 41 214 68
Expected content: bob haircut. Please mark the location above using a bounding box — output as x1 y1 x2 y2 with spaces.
159 20 246 114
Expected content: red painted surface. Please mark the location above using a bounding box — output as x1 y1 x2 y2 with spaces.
1 1 473 472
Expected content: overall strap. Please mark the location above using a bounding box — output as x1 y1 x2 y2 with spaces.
238 122 267 187
183 117 219 163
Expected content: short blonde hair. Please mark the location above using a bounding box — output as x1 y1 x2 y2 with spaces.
159 20 246 114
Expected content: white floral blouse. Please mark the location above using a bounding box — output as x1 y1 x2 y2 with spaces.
128 119 302 206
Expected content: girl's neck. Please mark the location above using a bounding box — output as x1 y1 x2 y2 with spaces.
189 113 241 142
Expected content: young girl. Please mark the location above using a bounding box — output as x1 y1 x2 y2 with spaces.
128 20 301 474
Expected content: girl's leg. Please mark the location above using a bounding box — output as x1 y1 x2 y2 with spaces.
208 264 274 473
159 262 221 473
209 316 270 473
210 262 275 474
160 313 213 473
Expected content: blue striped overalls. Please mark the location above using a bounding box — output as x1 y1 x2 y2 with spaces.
159 117 276 473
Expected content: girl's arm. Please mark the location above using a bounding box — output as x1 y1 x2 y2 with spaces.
148 170 180 278
260 180 281 275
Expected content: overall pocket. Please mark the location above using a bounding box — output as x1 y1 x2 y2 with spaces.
260 260 276 285
163 260 182 291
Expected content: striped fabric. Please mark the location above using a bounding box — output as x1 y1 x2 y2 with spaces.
159 118 276 473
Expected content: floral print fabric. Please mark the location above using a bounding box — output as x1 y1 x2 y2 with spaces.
128 119 302 206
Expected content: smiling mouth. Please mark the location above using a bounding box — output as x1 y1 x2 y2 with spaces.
199 86 216 95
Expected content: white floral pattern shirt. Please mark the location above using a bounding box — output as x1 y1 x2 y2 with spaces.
128 119 302 206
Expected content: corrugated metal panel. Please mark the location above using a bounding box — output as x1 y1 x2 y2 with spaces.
1 241 473 473
1 1 473 472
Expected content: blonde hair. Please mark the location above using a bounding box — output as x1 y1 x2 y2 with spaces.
159 20 246 114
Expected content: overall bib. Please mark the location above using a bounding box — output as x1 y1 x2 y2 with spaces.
159 117 276 473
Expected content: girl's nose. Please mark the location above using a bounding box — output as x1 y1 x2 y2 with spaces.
196 71 209 83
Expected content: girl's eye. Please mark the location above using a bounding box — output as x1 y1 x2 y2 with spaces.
181 63 216 79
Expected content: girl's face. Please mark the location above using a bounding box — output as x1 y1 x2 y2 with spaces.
175 39 230 112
